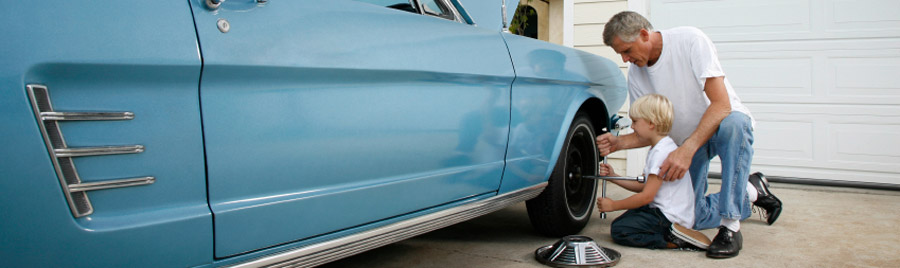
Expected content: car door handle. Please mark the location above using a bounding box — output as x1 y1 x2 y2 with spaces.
206 0 223 10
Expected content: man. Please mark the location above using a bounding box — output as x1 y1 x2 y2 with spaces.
595 11 783 258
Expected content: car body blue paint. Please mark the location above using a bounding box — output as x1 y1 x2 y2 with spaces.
0 1 211 267
190 0 516 257
1 0 624 266
499 33 627 194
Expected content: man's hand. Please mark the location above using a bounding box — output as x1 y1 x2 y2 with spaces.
596 133 619 157
596 197 615 213
658 146 693 181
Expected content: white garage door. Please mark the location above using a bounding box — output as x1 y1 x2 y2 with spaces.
646 0 900 185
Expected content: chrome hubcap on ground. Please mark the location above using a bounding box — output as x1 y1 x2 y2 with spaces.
535 235 620 267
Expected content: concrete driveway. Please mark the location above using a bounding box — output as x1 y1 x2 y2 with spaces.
321 181 900 267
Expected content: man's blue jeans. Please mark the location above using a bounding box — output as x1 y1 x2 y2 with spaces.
690 112 754 230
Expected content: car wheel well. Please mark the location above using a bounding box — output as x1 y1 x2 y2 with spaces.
578 98 610 136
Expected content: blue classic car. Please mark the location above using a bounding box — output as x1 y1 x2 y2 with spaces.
0 0 625 267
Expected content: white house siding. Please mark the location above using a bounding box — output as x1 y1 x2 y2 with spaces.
644 0 900 185
571 0 638 175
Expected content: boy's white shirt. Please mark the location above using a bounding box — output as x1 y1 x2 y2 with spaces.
645 136 695 228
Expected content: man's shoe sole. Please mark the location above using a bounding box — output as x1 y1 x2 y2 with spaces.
706 251 740 259
671 223 711 250
751 172 783 225
766 196 783 225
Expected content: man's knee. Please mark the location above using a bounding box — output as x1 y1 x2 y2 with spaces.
719 112 751 133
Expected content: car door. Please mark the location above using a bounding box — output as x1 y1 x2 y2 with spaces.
189 0 515 257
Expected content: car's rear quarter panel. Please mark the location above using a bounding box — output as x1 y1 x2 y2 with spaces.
0 1 211 267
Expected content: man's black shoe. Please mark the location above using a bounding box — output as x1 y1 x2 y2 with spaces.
749 172 782 225
706 226 742 259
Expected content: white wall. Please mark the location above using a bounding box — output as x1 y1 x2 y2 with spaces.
605 0 900 184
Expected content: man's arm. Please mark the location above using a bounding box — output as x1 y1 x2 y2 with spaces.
658 76 731 181
596 132 651 157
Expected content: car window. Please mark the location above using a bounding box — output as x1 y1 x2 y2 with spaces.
356 0 460 22
358 0 419 13
419 0 456 21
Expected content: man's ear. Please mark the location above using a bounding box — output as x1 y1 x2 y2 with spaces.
639 29 650 42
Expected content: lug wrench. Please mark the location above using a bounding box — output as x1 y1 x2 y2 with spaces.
596 116 632 219
600 151 609 219
576 173 646 219
581 175 646 183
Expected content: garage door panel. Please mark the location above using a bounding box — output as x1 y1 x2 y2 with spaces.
743 104 900 180
651 0 810 41
753 119 814 162
828 0 900 31
719 46 900 105
652 0 899 42
711 163 900 185
829 123 900 173
715 114 900 183
722 57 812 98
831 56 900 95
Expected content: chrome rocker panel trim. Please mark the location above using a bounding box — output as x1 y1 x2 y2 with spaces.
227 182 548 268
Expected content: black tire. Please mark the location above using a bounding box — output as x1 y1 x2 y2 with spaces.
526 112 600 237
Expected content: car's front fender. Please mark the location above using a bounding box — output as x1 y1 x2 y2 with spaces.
498 32 626 194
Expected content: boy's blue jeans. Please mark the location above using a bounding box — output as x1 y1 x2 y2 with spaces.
610 205 671 249
690 112 754 230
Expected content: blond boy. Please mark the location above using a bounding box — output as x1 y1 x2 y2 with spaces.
596 94 709 250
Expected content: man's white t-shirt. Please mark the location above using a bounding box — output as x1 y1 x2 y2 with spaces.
646 136 695 228
628 26 755 145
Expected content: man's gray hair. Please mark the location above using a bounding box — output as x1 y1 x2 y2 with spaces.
603 11 653 46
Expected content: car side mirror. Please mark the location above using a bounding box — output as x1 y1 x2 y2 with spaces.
610 115 631 135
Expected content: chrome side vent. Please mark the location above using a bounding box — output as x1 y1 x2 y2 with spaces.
26 84 155 217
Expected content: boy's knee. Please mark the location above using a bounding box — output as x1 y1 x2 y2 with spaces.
609 221 635 240
609 227 634 246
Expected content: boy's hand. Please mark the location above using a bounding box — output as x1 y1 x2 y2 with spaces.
598 163 619 177
596 197 615 212
596 133 619 157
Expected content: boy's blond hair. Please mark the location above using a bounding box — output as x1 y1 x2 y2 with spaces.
629 94 673 135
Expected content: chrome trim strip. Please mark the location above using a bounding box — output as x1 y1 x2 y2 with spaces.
54 145 145 158
26 84 147 218
41 111 135 121
68 176 156 192
27 84 93 217
501 0 509 31
227 183 547 268
440 0 464 23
